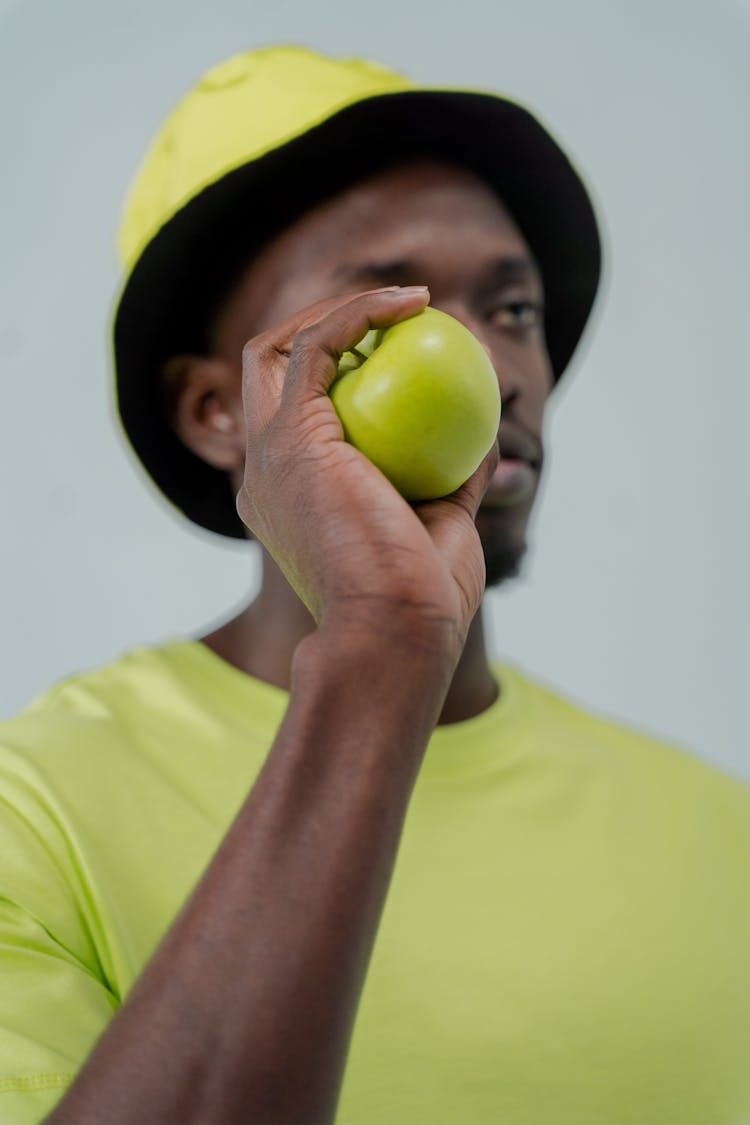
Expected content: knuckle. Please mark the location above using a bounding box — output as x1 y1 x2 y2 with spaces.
242 337 271 366
293 323 327 355
293 322 319 346
241 336 260 363
292 330 339 371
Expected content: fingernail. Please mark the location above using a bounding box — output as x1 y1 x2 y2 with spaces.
382 285 429 296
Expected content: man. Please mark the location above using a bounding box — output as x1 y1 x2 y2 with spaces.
1 45 749 1125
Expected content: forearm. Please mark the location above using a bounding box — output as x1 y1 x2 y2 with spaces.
47 624 453 1125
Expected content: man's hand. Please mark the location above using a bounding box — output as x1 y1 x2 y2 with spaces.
46 288 499 1125
237 286 499 659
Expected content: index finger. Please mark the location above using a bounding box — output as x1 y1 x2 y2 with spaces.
280 285 431 405
246 285 427 359
240 287 430 433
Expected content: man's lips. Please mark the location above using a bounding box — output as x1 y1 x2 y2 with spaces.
482 425 542 507
497 426 542 467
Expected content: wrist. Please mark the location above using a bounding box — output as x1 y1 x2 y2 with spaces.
318 596 464 665
291 614 458 747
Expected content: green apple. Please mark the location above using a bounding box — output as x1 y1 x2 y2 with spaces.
330 307 501 500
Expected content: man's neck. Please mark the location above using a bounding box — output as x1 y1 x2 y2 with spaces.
200 552 498 725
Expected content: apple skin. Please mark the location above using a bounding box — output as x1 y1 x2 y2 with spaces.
330 307 501 500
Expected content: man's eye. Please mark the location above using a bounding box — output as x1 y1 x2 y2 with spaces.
490 301 543 329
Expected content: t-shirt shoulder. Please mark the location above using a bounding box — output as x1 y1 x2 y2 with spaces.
508 662 750 800
0 640 287 769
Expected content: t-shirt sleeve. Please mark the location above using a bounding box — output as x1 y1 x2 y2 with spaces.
0 753 119 1124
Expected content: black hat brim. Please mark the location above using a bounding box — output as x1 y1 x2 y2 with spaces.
114 89 602 539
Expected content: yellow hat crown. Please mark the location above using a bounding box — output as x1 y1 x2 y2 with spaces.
117 45 413 272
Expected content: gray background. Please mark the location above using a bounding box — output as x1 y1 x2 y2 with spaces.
1 0 748 780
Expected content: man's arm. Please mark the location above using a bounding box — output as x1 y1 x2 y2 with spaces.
48 626 450 1124
47 288 496 1124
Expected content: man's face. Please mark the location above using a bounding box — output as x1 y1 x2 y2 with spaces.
209 160 554 586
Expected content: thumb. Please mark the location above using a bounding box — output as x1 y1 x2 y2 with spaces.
412 439 499 573
447 439 500 524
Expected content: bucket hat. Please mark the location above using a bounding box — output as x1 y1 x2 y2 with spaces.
113 45 601 538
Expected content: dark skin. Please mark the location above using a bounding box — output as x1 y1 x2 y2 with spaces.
171 161 551 722
47 162 553 1124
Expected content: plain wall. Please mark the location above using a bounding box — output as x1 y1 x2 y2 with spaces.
1 0 748 780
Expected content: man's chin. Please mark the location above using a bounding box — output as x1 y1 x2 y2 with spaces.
476 499 533 589
482 539 527 589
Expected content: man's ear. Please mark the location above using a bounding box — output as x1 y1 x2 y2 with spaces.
162 355 245 471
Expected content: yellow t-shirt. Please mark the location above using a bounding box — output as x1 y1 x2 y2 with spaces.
0 640 748 1124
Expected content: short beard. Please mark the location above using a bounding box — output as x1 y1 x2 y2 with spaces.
482 539 527 589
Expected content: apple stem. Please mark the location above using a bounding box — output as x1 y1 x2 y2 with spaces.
349 346 368 362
